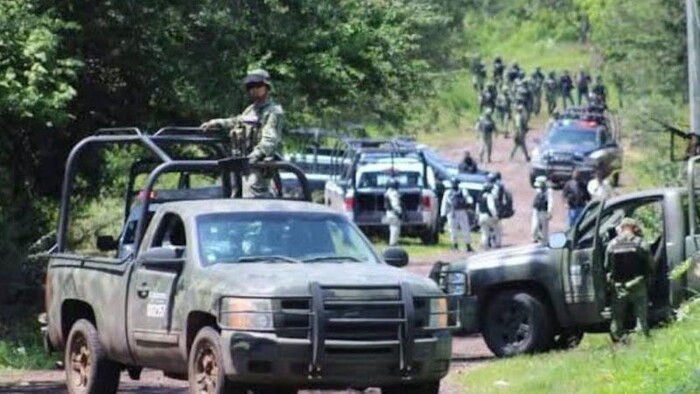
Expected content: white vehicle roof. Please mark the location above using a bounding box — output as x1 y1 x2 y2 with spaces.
357 160 424 174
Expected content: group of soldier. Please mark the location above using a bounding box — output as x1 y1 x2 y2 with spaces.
472 56 607 165
202 67 647 344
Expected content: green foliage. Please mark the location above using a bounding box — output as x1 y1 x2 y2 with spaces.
452 299 700 393
0 316 58 370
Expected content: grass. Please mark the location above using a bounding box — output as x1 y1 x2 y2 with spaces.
452 299 700 394
371 231 481 259
0 314 58 371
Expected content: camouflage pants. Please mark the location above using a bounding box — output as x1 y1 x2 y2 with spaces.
546 94 557 115
385 212 402 246
610 284 649 342
510 133 530 161
242 169 273 198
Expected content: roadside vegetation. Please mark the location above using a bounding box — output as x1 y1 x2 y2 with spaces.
454 298 700 394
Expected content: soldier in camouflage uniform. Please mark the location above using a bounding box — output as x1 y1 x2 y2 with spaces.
605 217 653 343
472 58 487 92
479 83 496 113
544 71 558 115
531 67 545 115
384 178 403 246
495 88 512 137
476 109 497 163
510 104 530 162
201 69 284 198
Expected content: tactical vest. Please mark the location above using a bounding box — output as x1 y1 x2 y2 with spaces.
230 118 261 156
609 238 646 283
533 191 548 211
450 190 469 211
478 194 492 216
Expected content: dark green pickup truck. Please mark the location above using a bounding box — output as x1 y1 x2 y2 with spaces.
433 157 700 358
42 130 456 394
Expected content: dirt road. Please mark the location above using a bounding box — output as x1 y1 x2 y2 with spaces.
0 119 567 393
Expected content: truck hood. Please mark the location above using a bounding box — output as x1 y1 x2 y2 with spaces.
198 262 441 298
462 243 552 271
538 142 597 157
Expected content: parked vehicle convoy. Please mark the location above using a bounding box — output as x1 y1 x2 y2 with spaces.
432 158 700 357
324 139 441 244
41 129 456 394
529 116 623 187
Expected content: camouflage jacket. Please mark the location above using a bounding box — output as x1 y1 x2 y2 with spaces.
210 98 284 159
604 233 652 287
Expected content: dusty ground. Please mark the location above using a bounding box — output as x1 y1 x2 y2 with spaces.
0 119 570 394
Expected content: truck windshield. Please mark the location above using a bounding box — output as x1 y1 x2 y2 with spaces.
196 212 380 266
357 171 423 188
546 128 598 148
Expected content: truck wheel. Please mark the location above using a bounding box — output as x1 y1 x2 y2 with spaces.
482 290 553 357
382 380 440 394
420 226 440 245
65 319 120 394
552 330 584 350
255 386 297 394
188 327 244 394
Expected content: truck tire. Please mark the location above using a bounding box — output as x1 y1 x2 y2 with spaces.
552 330 584 350
188 327 245 394
482 290 553 357
420 226 440 245
255 386 297 394
382 380 440 394
65 319 120 394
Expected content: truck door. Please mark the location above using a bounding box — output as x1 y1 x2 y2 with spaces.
563 201 607 324
127 212 187 370
684 155 700 305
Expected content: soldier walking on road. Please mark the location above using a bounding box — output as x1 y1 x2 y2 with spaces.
531 176 552 244
477 182 499 250
384 179 403 246
544 71 558 115
441 179 474 252
510 104 531 162
559 70 575 109
576 67 591 106
592 75 608 107
495 88 512 136
201 69 284 198
532 67 545 115
605 217 653 343
472 58 487 92
476 110 497 163
562 170 591 228
493 56 505 85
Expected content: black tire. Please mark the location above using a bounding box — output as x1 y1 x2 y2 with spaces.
65 319 120 394
188 327 245 394
552 330 584 350
482 290 554 357
420 226 440 245
255 387 297 394
382 380 440 394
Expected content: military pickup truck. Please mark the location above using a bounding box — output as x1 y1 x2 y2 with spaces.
530 116 623 187
432 157 700 357
43 130 456 394
324 139 440 244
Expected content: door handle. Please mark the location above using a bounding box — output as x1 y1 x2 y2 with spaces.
137 283 150 299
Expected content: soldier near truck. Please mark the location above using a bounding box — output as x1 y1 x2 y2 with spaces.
200 69 284 197
476 109 497 163
384 178 403 246
605 217 653 343
441 179 474 252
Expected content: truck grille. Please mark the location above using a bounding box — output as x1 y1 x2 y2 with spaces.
275 291 430 340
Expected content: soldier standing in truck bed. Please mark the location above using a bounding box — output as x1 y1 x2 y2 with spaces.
200 69 284 197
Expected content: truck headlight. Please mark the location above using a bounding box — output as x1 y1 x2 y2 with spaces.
446 272 466 296
428 298 448 329
220 297 274 330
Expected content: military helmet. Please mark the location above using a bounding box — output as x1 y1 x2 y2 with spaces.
619 217 638 228
451 177 460 190
534 175 547 188
549 71 556 78
388 178 400 189
243 69 272 88
484 107 493 116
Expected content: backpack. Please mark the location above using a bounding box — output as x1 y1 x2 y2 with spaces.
481 118 495 134
450 190 469 211
496 186 515 219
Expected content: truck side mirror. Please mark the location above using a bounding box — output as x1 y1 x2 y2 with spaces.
383 247 409 267
548 232 568 249
96 235 118 252
139 247 185 271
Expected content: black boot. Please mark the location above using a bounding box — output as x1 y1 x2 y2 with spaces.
466 244 474 252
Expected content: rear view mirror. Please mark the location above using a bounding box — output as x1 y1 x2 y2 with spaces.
548 233 568 249
383 247 409 267
96 235 118 252
139 246 185 271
